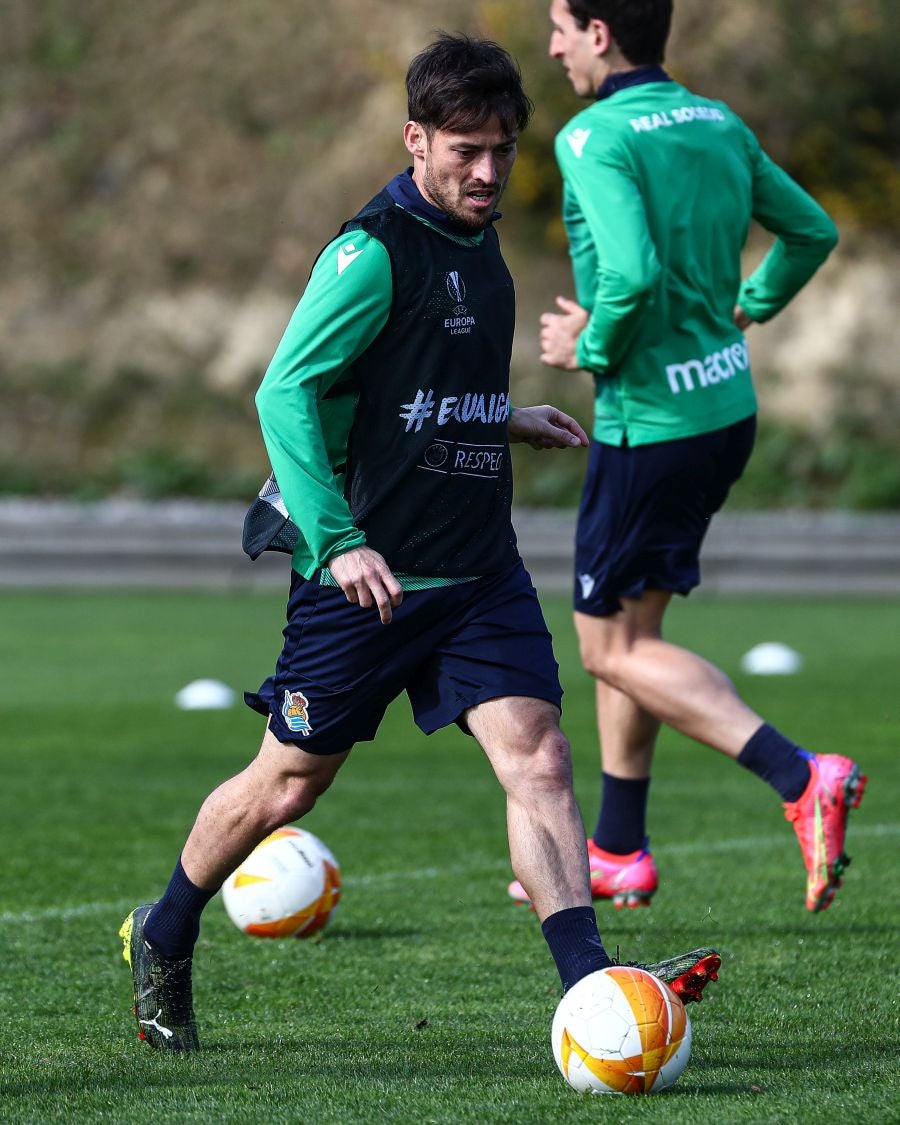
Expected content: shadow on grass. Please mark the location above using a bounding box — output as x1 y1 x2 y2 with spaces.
325 926 427 942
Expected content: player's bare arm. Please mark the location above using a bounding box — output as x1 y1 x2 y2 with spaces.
539 296 590 370
327 544 403 625
508 404 589 450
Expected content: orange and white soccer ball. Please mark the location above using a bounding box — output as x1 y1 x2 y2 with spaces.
551 966 692 1095
221 826 341 939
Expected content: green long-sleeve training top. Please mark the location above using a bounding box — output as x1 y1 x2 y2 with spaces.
556 76 839 446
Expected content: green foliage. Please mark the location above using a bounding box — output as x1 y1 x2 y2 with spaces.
512 441 589 508
117 450 233 500
509 380 591 508
3 3 898 510
0 360 264 500
0 591 897 1121
3 354 899 509
26 3 92 73
679 0 900 234
730 417 900 510
508 0 900 237
513 409 900 510
3 1 898 298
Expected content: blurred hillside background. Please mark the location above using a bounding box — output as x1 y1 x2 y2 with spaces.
2 0 898 509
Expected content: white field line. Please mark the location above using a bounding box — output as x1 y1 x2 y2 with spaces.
0 822 895 926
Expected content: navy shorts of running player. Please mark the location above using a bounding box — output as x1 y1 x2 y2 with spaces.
245 558 563 755
574 414 756 617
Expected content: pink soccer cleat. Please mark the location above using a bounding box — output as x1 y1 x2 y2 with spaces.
507 839 658 909
783 754 867 912
586 839 658 909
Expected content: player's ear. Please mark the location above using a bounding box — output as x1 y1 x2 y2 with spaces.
404 120 428 159
591 18 613 57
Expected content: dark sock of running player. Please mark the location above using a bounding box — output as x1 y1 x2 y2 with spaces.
737 722 814 802
592 773 650 855
541 905 613 992
143 857 217 958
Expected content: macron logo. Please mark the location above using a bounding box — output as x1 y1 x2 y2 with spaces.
566 128 591 158
337 243 364 276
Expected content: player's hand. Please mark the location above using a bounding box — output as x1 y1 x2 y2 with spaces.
508 404 589 450
539 296 589 370
733 305 755 330
326 546 403 624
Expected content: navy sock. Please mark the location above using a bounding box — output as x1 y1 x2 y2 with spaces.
143 857 217 958
737 723 813 802
593 773 650 855
541 906 612 993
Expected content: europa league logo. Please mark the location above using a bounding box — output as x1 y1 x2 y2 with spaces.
445 271 466 304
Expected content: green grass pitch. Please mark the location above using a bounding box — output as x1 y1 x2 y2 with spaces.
0 589 897 1123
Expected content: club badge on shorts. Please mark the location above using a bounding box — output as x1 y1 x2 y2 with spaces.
282 689 313 736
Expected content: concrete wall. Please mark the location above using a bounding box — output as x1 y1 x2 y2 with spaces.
1 500 898 596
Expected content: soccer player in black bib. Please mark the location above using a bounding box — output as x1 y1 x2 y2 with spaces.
120 34 720 1053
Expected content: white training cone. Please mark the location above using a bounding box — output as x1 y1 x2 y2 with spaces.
740 643 803 676
175 678 236 710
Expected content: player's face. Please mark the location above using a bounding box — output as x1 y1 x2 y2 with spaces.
549 0 605 98
408 116 517 233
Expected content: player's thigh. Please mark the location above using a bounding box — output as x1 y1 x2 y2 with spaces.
575 586 669 648
250 725 350 793
574 589 672 683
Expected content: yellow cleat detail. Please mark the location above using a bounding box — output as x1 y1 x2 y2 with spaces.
119 910 135 966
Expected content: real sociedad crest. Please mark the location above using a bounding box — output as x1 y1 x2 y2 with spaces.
282 689 313 736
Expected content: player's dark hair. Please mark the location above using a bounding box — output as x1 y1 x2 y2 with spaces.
566 0 672 64
406 33 533 136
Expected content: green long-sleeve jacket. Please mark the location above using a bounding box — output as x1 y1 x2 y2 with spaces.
255 228 388 577
556 76 839 446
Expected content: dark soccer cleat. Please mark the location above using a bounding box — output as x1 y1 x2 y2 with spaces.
627 947 721 1004
119 903 199 1051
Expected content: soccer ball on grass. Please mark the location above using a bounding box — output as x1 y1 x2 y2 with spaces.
221 825 341 938
551 966 692 1095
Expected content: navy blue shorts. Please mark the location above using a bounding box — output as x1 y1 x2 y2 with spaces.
574 415 756 616
245 559 562 755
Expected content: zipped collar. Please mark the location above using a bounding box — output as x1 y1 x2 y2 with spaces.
596 64 671 102
386 168 500 236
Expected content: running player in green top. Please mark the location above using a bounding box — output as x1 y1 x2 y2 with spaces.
507 0 867 916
